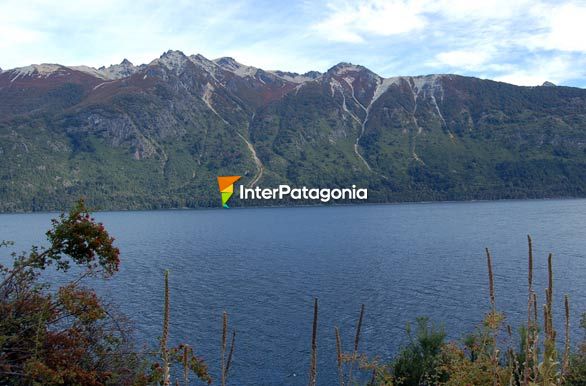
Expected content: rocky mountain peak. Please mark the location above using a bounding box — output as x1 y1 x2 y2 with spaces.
213 57 259 78
303 71 322 79
328 62 368 75
150 50 190 72
6 64 69 81
2 50 586 212
189 54 219 74
99 59 140 79
269 70 322 84
214 57 239 69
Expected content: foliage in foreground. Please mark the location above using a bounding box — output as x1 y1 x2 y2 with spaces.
0 200 211 385
334 237 586 385
1 202 586 385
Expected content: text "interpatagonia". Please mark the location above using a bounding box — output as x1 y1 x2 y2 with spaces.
240 184 367 203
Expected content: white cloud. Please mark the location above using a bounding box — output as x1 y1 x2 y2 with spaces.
310 0 535 44
431 0 533 20
526 2 586 52
1 0 586 87
430 49 494 71
312 0 427 43
223 46 331 74
0 0 249 69
493 56 582 86
0 25 44 49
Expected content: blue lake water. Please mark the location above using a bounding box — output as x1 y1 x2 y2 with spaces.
1 199 586 385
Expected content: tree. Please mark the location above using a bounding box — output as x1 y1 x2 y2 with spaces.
0 200 138 385
0 200 212 385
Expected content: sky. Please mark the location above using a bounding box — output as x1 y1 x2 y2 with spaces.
1 0 586 87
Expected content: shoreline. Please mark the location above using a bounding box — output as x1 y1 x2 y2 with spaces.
1 195 586 215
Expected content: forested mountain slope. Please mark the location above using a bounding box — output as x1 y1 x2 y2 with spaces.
1 50 585 211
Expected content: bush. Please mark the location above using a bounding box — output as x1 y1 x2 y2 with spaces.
565 313 586 385
391 317 447 385
0 200 212 385
0 200 139 384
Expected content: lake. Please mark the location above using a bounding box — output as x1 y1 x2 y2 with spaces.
1 199 585 385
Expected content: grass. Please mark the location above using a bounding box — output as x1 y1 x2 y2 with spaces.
151 235 585 385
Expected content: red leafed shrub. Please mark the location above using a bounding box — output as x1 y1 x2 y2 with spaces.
1 199 212 386
44 199 120 276
0 200 139 385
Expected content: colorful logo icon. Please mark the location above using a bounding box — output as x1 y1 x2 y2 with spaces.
217 176 241 208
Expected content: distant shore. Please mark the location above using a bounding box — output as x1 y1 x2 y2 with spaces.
1 195 585 215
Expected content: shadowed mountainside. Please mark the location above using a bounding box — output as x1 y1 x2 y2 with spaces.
1 50 586 211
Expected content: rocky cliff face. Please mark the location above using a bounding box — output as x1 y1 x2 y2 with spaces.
1 50 586 211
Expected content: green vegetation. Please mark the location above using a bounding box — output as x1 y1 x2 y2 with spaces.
1 203 586 385
0 201 212 385
3 67 586 212
323 237 586 385
391 318 447 385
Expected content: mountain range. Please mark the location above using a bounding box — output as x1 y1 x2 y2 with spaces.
1 50 586 211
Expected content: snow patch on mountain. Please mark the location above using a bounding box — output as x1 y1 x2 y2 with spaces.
7 64 69 82
92 81 114 90
411 75 447 125
270 70 321 84
70 65 107 79
329 62 364 75
202 82 227 124
72 59 141 80
190 54 220 75
411 75 444 96
370 77 402 106
4 51 326 87
342 76 356 87
214 57 321 85
100 59 140 79
214 57 259 78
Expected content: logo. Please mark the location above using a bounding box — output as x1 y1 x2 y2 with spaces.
217 176 241 208
239 184 367 202
216 175 368 207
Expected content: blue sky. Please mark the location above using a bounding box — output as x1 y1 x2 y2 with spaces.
2 0 586 87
